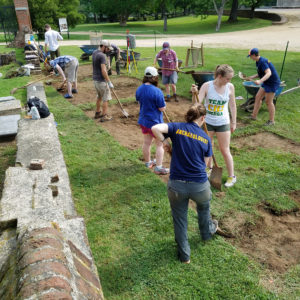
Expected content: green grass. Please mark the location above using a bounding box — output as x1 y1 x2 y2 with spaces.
72 15 271 35
1 45 300 299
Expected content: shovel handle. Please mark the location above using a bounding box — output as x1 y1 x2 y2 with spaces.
202 122 219 168
163 110 171 123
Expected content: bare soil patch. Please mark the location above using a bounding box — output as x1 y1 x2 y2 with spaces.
220 206 300 273
233 132 300 156
61 64 300 274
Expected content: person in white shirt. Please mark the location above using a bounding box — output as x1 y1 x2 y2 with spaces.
44 24 63 60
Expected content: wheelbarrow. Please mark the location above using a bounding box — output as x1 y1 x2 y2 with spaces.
79 45 98 60
192 71 214 89
241 81 284 112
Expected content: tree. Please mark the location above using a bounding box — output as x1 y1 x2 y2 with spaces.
27 0 85 34
212 0 229 31
242 0 264 18
228 0 239 23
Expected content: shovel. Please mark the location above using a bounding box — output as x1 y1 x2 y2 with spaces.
158 67 195 74
202 122 223 191
10 74 54 95
110 88 129 118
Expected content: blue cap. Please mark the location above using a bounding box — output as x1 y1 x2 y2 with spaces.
247 48 259 57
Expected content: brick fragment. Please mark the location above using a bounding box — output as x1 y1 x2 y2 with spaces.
26 227 64 241
29 159 45 170
68 240 92 268
21 236 63 255
76 277 104 300
19 277 72 299
49 184 59 197
73 257 100 289
51 174 59 183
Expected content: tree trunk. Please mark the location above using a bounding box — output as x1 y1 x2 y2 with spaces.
250 6 255 19
119 14 127 26
163 14 167 32
228 0 238 23
213 0 227 32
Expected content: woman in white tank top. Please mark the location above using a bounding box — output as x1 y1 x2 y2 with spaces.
192 64 237 187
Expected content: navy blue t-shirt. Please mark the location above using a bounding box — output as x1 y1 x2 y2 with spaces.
256 56 280 88
167 122 212 182
136 84 165 128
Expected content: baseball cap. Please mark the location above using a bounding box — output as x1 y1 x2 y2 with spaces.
162 42 170 50
247 48 259 57
144 66 158 77
101 40 113 50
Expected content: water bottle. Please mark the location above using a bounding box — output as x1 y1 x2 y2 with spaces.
30 106 40 120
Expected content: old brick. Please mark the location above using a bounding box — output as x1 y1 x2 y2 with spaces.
73 257 100 289
29 159 45 170
21 237 63 256
19 277 72 299
40 291 72 300
19 248 67 269
76 277 103 300
68 240 92 268
26 227 64 241
21 261 71 284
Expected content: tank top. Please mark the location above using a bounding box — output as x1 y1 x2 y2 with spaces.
204 81 230 126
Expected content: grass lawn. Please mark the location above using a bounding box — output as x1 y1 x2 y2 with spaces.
0 44 300 299
72 15 271 35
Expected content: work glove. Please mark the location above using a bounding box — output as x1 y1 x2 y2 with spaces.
108 81 114 89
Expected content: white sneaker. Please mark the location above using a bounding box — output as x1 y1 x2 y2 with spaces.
224 176 237 188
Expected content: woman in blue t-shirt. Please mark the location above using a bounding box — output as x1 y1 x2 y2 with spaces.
136 66 169 175
152 103 218 264
246 48 280 126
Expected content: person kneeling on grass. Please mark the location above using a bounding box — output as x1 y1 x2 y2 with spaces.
152 103 218 264
136 66 169 175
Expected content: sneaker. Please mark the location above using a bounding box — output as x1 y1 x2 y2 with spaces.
264 120 275 126
100 114 112 122
94 111 103 119
247 115 257 120
206 167 212 178
154 166 169 175
224 176 237 188
165 95 171 102
72 89 78 94
64 93 73 99
145 159 156 169
174 94 179 102
212 219 218 234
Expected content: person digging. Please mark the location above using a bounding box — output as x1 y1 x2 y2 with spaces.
92 40 114 122
154 42 179 102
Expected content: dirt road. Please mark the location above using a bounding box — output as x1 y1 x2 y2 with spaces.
57 9 300 51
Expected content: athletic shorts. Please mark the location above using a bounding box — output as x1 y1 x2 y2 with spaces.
262 83 280 93
162 71 178 85
65 58 78 83
94 81 112 102
140 125 155 138
206 123 230 132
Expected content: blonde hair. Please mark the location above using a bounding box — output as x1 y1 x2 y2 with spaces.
214 64 234 78
185 103 206 123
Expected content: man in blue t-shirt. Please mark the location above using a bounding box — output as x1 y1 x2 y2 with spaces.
246 48 280 126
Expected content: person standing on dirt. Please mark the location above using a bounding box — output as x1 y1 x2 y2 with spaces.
192 64 237 188
44 24 63 60
49 55 79 99
154 42 179 102
152 103 218 264
107 43 121 76
136 66 169 175
92 40 114 122
245 48 280 126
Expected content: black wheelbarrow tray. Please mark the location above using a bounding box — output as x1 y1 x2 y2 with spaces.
192 71 214 89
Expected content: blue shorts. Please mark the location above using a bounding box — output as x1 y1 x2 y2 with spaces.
262 83 280 93
162 71 178 85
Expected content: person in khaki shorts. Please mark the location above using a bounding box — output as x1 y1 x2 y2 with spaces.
92 40 114 122
49 55 78 98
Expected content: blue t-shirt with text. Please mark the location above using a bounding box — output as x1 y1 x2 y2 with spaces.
167 122 212 182
136 84 165 128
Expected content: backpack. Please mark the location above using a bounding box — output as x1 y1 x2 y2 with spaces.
27 96 50 118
